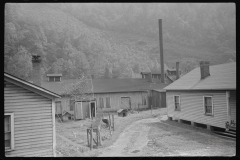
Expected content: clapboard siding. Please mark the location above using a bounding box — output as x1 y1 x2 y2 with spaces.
167 90 227 128
58 92 149 112
229 91 236 123
7 147 53 157
4 81 54 157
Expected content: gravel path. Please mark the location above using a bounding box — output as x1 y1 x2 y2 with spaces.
97 115 235 157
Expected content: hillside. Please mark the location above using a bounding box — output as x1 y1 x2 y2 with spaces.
4 3 236 81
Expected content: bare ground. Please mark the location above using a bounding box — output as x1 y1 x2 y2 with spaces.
55 109 235 157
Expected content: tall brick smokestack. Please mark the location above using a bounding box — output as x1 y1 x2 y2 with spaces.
159 19 165 83
176 62 179 80
32 55 42 86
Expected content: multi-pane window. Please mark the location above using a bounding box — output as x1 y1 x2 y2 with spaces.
70 99 75 111
5 113 14 151
174 95 180 111
55 77 60 82
49 77 54 82
106 97 111 108
99 98 104 108
204 96 213 115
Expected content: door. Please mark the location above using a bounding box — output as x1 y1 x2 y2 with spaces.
82 102 90 119
55 101 62 115
89 101 96 118
121 97 131 109
75 102 83 120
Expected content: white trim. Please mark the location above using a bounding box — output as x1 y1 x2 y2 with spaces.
52 99 56 157
4 113 14 151
203 96 214 116
173 95 180 111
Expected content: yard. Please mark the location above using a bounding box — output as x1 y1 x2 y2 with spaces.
55 108 235 157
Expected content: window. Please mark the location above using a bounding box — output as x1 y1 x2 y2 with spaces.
49 77 54 82
55 76 60 82
203 96 213 115
173 95 180 111
106 97 111 108
142 95 147 105
70 99 75 111
99 98 104 108
5 113 14 151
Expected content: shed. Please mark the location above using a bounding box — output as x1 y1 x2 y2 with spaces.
62 111 74 121
4 72 61 157
117 109 128 117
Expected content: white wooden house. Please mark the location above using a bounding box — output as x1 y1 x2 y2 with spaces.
4 72 61 157
164 62 236 130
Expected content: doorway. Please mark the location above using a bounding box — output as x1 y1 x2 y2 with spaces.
121 97 131 109
89 101 96 118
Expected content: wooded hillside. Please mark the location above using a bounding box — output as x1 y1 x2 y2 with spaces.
4 3 236 80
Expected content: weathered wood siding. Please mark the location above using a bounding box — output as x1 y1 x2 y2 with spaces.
95 92 149 112
4 81 54 157
229 91 236 124
166 90 227 129
151 90 166 108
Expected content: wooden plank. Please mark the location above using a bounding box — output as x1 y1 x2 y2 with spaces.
13 109 50 115
4 101 52 107
15 136 53 144
15 139 53 148
5 95 47 100
14 143 53 151
6 147 53 157
15 127 53 135
5 98 51 103
15 124 53 131
14 121 52 128
15 133 53 141
4 92 42 97
5 107 52 113
15 130 53 138
15 112 52 119
15 118 52 125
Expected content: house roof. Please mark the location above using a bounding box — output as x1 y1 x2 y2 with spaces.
47 74 62 77
164 62 236 90
4 72 61 99
41 78 170 95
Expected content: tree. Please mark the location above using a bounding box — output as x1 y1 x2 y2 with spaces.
5 46 32 80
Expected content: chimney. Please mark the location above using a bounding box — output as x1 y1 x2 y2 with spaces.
32 55 42 86
159 19 165 83
200 61 210 79
176 62 179 80
148 73 153 83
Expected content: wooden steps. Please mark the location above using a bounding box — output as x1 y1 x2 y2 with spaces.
213 129 236 139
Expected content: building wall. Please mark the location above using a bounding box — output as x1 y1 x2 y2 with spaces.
56 91 149 113
94 92 149 112
4 81 54 157
166 90 228 129
151 90 166 108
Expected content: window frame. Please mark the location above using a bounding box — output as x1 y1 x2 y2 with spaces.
69 99 75 111
106 97 111 108
173 95 181 111
4 113 14 152
203 96 214 116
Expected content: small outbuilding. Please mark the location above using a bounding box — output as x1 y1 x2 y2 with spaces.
117 109 128 117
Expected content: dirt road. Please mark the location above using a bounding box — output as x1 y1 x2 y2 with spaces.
97 115 235 157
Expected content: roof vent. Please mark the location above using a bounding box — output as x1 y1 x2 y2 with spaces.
47 74 62 82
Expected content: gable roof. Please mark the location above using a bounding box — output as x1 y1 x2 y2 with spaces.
164 62 236 90
4 72 61 99
41 78 169 95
